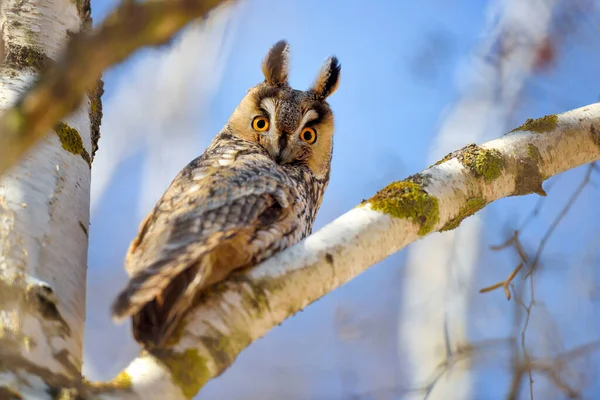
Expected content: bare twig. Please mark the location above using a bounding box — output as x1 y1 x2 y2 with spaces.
495 162 596 399
0 0 233 176
479 263 523 300
526 341 600 399
524 162 595 277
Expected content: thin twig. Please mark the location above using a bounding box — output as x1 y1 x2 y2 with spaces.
524 340 600 399
479 263 523 300
525 163 595 278
499 162 596 399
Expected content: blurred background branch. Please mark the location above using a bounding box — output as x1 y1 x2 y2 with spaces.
0 0 233 176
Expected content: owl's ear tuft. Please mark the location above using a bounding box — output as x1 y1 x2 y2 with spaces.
262 40 290 87
311 56 341 100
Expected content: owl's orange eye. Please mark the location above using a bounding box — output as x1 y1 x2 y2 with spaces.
300 127 317 144
252 116 269 132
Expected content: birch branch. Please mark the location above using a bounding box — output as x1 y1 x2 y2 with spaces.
0 0 233 177
95 104 600 399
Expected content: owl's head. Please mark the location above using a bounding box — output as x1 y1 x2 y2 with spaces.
228 40 341 179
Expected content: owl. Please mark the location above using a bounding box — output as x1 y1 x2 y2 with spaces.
110 40 341 348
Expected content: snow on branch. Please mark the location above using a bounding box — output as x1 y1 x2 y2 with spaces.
93 104 600 399
0 0 233 177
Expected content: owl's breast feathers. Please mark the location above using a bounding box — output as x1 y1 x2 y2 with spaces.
111 141 318 346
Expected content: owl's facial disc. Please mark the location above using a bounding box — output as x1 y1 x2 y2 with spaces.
228 83 335 179
255 97 321 166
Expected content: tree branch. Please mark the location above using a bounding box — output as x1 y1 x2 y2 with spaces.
99 104 600 399
0 0 233 177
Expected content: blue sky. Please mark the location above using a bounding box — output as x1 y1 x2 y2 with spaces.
84 1 600 399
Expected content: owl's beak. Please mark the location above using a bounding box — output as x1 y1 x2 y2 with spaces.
272 131 291 164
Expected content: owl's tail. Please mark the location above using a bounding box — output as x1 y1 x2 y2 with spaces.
111 256 212 348
134 262 209 347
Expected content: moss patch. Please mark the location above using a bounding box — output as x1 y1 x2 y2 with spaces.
109 371 132 390
590 124 600 148
453 144 505 181
405 172 432 187
368 179 440 235
510 114 558 134
84 371 132 392
54 122 91 168
155 349 210 400
4 44 52 72
198 328 252 374
440 197 487 232
88 79 104 160
433 150 457 167
433 144 505 181
526 143 542 164
514 144 547 196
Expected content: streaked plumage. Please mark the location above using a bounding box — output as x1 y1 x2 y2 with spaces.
110 40 341 348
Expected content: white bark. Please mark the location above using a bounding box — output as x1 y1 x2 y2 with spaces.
98 103 600 400
398 0 560 397
0 0 89 389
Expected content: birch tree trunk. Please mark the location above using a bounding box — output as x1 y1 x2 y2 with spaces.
0 0 99 394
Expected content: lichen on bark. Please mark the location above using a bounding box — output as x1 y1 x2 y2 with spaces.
368 178 440 235
4 44 52 72
54 122 91 168
590 124 600 148
152 349 210 400
513 143 547 196
439 197 487 232
510 114 558 134
434 144 505 181
88 79 104 160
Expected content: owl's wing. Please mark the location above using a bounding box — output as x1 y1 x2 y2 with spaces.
110 158 295 343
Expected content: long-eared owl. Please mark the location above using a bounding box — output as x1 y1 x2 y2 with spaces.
111 40 341 348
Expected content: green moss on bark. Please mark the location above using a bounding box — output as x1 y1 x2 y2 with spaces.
433 144 505 182
85 370 132 392
4 44 52 71
440 197 487 232
88 80 104 159
368 179 440 235
590 124 600 148
510 114 558 134
154 349 210 400
513 144 547 196
110 371 132 390
54 122 91 168
456 144 504 181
